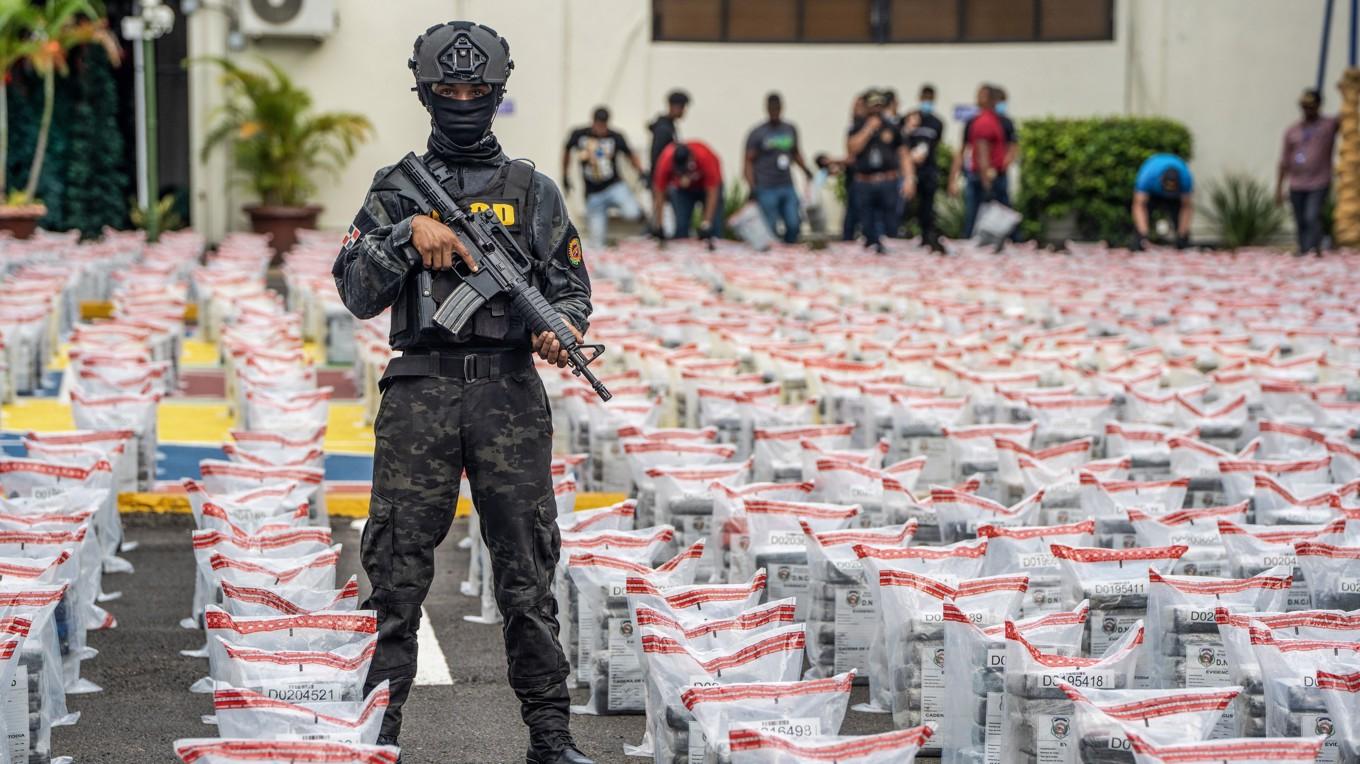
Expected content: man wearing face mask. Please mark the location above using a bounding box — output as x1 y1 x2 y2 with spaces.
332 21 594 764
904 84 945 253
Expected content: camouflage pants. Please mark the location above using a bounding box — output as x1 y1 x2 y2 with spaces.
361 369 569 741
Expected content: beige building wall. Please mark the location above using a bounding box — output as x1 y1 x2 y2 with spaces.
187 0 1352 242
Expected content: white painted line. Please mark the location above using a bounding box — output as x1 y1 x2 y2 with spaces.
415 606 454 686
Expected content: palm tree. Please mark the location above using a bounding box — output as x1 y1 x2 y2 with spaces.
0 0 41 203
199 57 372 207
19 0 121 203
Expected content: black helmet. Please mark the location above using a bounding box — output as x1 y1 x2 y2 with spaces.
409 21 513 105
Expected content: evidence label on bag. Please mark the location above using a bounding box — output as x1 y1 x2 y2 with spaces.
260 681 348 704
606 618 644 712
6 665 27 763
833 586 877 675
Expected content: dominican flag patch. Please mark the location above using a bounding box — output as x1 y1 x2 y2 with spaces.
340 224 362 250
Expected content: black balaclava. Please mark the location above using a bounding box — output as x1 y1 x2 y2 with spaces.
427 89 502 162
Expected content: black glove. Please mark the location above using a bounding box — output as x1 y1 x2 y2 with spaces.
1130 233 1145 252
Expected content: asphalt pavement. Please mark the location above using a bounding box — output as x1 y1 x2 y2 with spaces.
54 513 893 763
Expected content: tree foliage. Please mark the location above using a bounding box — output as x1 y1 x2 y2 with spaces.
198 56 373 207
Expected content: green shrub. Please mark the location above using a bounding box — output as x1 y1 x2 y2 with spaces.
1017 117 1192 243
935 193 965 240
1203 173 1287 250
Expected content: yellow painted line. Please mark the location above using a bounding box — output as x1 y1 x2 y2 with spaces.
79 301 196 322
4 398 376 455
117 491 630 519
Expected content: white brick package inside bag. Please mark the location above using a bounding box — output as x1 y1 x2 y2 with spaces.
854 538 988 714
1316 668 1360 763
1123 734 1324 764
682 671 855 763
218 576 359 618
564 539 703 713
940 599 1090 764
978 519 1096 616
637 622 806 764
196 462 327 526
1215 607 1360 738
736 500 859 616
1248 625 1360 762
727 723 936 764
1051 544 1186 654
1062 684 1243 762
1143 568 1291 696
195 608 377 696
1001 621 1144 764
211 681 390 745
802 521 916 682
879 573 1028 736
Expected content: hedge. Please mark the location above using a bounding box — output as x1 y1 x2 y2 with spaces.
1016 116 1192 244
7 45 131 238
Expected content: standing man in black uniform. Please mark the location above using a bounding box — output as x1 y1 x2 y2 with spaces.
904 84 946 253
331 21 595 764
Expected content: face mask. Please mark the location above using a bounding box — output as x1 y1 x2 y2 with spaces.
995 102 1009 116
919 101 934 115
429 90 498 146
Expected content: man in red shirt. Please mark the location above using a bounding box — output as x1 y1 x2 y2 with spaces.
949 85 1010 238
652 140 724 240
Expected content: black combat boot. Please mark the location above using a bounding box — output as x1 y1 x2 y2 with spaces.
377 736 403 764
525 733 595 764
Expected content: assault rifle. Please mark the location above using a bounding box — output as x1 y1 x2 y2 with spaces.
397 152 611 401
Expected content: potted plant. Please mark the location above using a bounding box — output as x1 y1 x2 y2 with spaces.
200 57 372 257
0 0 119 239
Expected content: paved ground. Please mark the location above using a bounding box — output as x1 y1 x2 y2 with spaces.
55 513 894 763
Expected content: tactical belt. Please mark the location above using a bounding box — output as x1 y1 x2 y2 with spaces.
381 349 533 386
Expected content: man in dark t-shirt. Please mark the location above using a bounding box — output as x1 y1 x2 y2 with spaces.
648 90 689 172
744 92 812 244
562 107 646 248
904 84 946 252
846 89 915 253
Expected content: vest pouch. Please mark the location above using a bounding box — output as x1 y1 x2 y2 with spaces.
471 294 512 341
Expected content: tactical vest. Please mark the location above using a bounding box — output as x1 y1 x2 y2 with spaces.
389 156 538 351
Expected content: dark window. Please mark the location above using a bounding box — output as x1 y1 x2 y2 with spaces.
728 0 798 41
653 0 1114 43
802 0 875 42
962 0 1035 41
889 0 960 42
1039 0 1113 40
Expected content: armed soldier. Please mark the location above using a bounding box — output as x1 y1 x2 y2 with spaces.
332 21 595 764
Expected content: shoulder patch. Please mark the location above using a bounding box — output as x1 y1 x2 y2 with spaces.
567 237 583 268
340 223 362 251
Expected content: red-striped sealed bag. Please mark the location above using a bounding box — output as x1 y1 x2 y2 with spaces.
212 680 389 744
728 723 936 764
173 738 399 764
683 671 855 763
